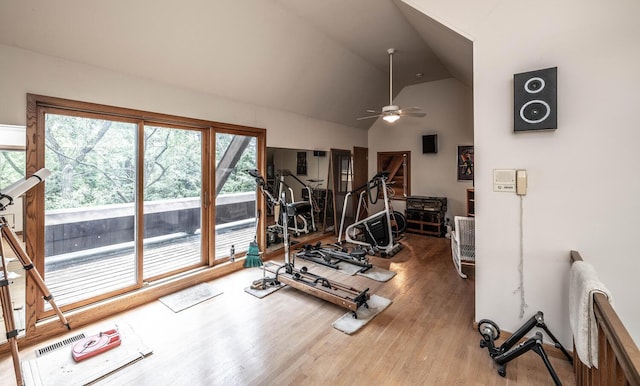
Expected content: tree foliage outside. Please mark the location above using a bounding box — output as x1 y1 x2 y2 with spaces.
42 113 257 211
215 133 257 194
144 125 202 201
45 114 137 209
0 150 25 190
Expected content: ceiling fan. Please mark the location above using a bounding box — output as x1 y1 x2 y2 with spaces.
357 48 426 123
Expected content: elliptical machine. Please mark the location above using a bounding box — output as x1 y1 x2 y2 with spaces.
477 311 572 385
338 171 404 257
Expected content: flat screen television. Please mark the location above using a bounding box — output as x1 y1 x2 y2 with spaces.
422 134 438 154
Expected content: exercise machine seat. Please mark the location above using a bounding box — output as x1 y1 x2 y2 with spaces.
289 201 311 214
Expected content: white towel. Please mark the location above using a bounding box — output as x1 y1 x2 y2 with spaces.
569 261 613 368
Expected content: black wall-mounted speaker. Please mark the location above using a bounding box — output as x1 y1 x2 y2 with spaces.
313 150 326 157
422 134 438 154
514 67 557 132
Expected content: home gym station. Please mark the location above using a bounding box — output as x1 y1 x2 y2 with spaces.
247 169 372 318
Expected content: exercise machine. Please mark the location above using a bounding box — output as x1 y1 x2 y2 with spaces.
477 311 572 385
1 168 70 386
247 169 370 318
295 242 372 273
337 171 404 257
275 169 316 237
265 263 370 317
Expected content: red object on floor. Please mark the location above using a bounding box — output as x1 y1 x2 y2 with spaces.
71 329 122 362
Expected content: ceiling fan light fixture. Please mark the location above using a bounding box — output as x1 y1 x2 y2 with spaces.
356 48 425 122
383 114 400 123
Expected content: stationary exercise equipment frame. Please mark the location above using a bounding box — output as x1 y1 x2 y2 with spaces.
1 169 70 386
247 170 370 318
295 242 372 273
275 169 316 237
477 311 572 385
337 171 403 257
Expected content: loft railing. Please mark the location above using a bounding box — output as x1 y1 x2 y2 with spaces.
570 250 640 385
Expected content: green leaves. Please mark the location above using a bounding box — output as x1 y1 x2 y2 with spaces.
41 114 257 210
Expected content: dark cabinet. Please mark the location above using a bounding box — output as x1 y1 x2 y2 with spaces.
405 196 447 237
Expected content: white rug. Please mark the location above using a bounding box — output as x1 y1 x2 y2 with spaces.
358 266 396 282
22 323 152 386
336 262 396 282
336 261 368 275
332 294 392 335
244 283 285 298
159 283 223 313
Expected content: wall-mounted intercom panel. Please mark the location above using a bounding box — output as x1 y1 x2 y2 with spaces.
494 169 516 192
493 169 527 195
516 169 527 195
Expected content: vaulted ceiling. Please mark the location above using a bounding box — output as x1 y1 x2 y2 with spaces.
0 0 472 129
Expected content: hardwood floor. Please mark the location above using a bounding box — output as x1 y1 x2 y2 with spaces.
1 234 575 385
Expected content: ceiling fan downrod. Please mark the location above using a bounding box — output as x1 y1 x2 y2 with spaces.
388 48 395 106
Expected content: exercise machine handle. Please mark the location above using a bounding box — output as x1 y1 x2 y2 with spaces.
347 170 390 196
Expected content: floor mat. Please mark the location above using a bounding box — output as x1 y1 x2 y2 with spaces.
22 323 152 386
357 266 396 282
244 283 285 298
335 262 396 282
335 261 370 275
332 294 392 335
159 283 223 313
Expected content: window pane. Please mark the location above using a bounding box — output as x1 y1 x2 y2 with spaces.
0 150 25 187
0 150 26 231
215 133 257 260
143 126 204 278
43 113 138 307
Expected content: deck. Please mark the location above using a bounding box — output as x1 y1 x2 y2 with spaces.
3 220 325 317
43 225 255 308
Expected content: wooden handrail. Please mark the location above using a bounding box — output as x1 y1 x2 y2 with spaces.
570 250 640 385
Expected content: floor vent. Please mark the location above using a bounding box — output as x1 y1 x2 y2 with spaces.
35 333 86 357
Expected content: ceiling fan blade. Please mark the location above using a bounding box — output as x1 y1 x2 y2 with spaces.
356 114 383 120
399 112 426 118
398 107 422 113
366 109 381 113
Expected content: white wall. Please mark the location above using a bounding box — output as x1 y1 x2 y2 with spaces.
0 44 367 152
407 0 640 347
368 78 473 219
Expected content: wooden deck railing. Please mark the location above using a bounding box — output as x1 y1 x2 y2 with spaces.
570 250 640 386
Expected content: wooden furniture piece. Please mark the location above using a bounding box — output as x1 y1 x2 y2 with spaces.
405 196 447 237
451 216 475 279
466 188 475 217
570 251 640 386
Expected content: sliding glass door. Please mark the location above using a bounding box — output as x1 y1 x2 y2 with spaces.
43 112 139 308
142 125 205 279
42 115 209 310
214 133 257 261
28 94 265 322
